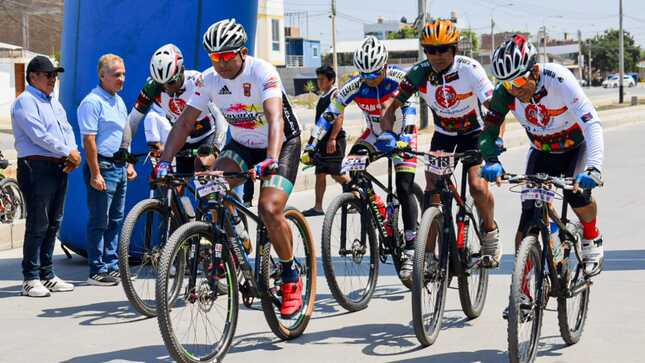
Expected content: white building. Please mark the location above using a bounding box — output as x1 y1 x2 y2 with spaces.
0 42 46 122
255 0 286 66
364 17 402 40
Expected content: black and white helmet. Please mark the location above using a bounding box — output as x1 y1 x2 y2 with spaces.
491 34 537 80
149 44 184 84
353 36 388 73
203 18 247 53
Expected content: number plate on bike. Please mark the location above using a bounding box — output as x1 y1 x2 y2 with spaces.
521 187 555 203
341 156 369 173
195 177 229 198
424 152 455 175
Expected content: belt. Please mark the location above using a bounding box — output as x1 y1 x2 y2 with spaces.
22 155 67 164
98 154 116 162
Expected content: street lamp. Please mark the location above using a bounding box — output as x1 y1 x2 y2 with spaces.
490 3 514 59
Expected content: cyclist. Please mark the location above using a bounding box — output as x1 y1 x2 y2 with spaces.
480 34 604 277
124 43 227 174
302 36 419 280
156 19 303 318
380 18 501 271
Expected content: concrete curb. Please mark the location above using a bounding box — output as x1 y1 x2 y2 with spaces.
0 219 25 251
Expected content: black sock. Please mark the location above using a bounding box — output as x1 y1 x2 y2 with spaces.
280 259 298 283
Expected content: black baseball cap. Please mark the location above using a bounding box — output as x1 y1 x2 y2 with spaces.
26 55 64 75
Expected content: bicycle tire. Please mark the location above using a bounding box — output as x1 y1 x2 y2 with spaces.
321 192 379 312
557 223 590 345
412 206 449 346
391 182 424 290
508 235 544 363
0 178 25 222
260 207 316 340
156 221 239 363
457 201 490 319
118 198 180 317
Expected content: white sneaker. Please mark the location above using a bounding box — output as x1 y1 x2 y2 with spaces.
22 279 51 297
42 276 74 292
399 249 415 282
480 224 502 268
581 234 604 276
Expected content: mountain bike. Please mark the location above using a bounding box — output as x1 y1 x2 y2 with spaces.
407 149 491 346
320 149 423 312
0 151 25 223
156 171 316 363
501 173 596 363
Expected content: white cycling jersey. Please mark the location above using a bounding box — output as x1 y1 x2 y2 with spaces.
188 56 301 149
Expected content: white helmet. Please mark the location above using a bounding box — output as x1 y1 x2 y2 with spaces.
203 18 247 53
491 34 537 81
353 36 388 73
149 44 184 84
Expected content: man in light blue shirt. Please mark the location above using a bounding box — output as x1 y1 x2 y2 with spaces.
11 55 81 297
77 53 136 286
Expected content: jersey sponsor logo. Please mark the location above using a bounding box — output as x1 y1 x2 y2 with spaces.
218 85 232 95
580 112 593 123
194 74 204 88
338 77 361 100
524 104 568 127
533 87 548 103
434 85 473 108
168 98 187 116
243 83 252 97
444 71 460 83
262 77 279 91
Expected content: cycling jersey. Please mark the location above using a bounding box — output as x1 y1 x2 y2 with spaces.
395 56 493 135
188 56 301 149
327 66 417 136
129 70 223 144
481 63 604 172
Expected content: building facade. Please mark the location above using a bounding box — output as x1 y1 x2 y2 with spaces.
255 0 286 66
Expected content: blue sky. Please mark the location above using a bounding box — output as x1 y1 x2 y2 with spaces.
284 0 645 50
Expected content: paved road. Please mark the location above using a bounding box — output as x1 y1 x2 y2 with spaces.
1 122 644 362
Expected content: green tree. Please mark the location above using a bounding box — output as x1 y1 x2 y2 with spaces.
387 27 418 40
581 29 641 74
460 30 480 56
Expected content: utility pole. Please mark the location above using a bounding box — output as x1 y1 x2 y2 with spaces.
490 18 495 60
542 26 548 62
418 0 429 129
577 30 583 82
331 0 338 86
619 0 624 103
588 39 592 87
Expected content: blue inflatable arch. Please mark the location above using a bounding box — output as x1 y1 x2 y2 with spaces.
59 0 258 253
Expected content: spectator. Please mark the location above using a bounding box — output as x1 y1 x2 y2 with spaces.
77 54 136 286
302 65 350 217
11 55 81 297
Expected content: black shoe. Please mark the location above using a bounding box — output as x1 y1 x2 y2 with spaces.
87 272 119 286
302 208 324 217
108 270 120 279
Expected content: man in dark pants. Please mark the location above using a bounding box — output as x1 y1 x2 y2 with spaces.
11 56 81 297
301 65 350 216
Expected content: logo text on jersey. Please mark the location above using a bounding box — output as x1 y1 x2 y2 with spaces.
219 85 232 95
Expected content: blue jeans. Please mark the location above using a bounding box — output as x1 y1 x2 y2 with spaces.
83 161 127 276
17 159 68 281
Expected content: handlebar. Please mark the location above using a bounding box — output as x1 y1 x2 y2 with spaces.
500 173 577 191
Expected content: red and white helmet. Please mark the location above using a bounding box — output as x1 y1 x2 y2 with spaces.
491 34 537 81
149 44 184 84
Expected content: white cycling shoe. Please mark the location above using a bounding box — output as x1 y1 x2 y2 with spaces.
581 234 604 276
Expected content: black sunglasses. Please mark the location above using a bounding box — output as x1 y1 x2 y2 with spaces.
423 45 454 55
38 72 57 79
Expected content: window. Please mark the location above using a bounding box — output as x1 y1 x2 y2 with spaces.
312 46 318 57
271 19 280 51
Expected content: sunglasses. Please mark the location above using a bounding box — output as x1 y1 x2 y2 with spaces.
165 72 182 86
38 72 57 79
209 50 239 63
502 72 531 90
423 45 453 55
360 68 383 80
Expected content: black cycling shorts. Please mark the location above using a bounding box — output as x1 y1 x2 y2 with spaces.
315 132 347 176
524 146 592 208
430 130 483 169
220 136 301 195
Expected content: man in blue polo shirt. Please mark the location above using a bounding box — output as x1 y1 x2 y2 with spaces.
11 55 81 297
78 54 137 286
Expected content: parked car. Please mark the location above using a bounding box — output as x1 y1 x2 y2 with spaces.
627 72 640 83
602 75 635 88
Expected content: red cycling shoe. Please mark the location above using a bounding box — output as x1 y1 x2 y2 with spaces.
279 277 303 318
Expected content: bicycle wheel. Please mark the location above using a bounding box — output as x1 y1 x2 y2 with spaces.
508 235 544 363
412 206 449 347
557 223 590 345
391 182 424 290
157 221 238 363
118 198 182 317
0 178 25 223
321 192 379 312
261 207 316 340
457 201 490 319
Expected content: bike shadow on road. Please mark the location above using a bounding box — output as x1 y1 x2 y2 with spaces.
390 349 507 363
37 299 150 326
58 345 173 363
312 283 409 318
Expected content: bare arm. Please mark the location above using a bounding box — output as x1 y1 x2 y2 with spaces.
83 135 100 177
159 105 200 162
381 98 404 132
263 97 284 160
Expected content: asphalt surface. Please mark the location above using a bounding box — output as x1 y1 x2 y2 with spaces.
0 120 644 362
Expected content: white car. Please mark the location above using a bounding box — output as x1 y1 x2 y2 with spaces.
602 75 635 88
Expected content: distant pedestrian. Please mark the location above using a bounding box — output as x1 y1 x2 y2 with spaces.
11 55 81 297
77 54 136 286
